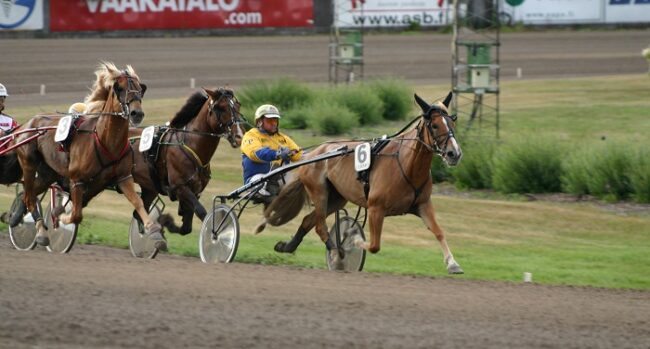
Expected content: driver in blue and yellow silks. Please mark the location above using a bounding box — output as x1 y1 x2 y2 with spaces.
241 104 302 198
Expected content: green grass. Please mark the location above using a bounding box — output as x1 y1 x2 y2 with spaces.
2 75 650 290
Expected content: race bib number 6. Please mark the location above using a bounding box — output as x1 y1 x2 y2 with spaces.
355 142 371 172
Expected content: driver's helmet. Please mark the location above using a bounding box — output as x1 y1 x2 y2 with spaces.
68 102 87 114
254 104 281 122
0 83 8 97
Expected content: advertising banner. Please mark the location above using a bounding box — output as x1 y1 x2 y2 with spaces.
0 0 43 30
335 0 451 28
605 0 650 22
502 0 603 24
50 0 313 32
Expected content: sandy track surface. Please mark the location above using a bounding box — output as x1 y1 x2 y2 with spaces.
2 31 650 348
2 30 648 109
1 234 649 349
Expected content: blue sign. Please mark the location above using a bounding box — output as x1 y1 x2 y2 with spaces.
0 0 37 29
610 0 650 3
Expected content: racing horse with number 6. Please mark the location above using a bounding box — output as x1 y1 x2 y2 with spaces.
14 62 166 250
129 88 244 237
263 92 465 274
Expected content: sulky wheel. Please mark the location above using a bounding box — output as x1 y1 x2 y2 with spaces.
128 204 162 259
326 216 366 272
199 204 239 264
7 190 39 251
44 190 78 254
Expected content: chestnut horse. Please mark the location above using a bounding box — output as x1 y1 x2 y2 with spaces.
263 93 465 274
129 88 244 235
14 62 166 249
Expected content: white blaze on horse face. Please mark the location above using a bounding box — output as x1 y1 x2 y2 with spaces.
440 116 462 164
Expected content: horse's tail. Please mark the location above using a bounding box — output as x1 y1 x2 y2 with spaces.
263 178 307 227
0 153 23 185
158 213 184 235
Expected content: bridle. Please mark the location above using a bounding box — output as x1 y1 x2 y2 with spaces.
207 89 244 145
113 71 146 123
417 108 458 155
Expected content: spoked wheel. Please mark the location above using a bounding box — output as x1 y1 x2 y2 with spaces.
129 204 162 259
326 216 366 272
44 190 78 254
199 204 239 264
7 191 39 251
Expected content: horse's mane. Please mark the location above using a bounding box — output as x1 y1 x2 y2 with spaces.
84 61 140 113
168 91 209 128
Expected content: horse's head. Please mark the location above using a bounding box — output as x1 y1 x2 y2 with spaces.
112 70 147 126
414 92 462 166
86 62 147 126
204 87 244 147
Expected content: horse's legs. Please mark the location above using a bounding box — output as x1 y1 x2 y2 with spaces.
117 177 167 250
418 201 463 274
274 211 317 253
178 186 205 235
59 179 83 225
360 206 386 254
132 189 155 224
117 177 152 226
274 191 349 254
18 158 50 245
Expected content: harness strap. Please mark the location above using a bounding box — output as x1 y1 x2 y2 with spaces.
396 152 430 213
92 130 131 178
356 139 391 201
182 144 209 169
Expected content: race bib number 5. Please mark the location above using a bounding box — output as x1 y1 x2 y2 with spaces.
355 142 371 172
139 126 155 152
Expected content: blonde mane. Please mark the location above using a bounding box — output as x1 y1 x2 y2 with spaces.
84 61 139 113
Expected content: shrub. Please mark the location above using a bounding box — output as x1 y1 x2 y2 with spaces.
492 137 563 193
282 104 311 129
449 139 495 189
630 149 650 203
306 101 359 135
561 147 591 197
239 78 314 112
562 142 633 201
368 79 412 121
330 85 384 125
431 156 452 183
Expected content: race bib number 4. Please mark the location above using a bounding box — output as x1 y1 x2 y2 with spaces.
54 116 72 142
139 126 155 152
355 142 371 172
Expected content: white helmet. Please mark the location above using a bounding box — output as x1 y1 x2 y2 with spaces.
0 83 8 97
254 104 281 121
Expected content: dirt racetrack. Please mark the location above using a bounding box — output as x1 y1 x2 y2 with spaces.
1 31 650 348
3 30 649 109
1 234 649 349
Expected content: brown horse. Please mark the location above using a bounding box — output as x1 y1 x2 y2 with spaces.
14 62 165 249
129 88 244 235
263 92 465 274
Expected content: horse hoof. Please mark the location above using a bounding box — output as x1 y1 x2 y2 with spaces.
36 235 50 247
148 231 168 252
329 250 345 271
146 222 162 233
0 212 9 224
274 241 288 253
154 240 168 252
447 264 464 275
253 221 266 235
